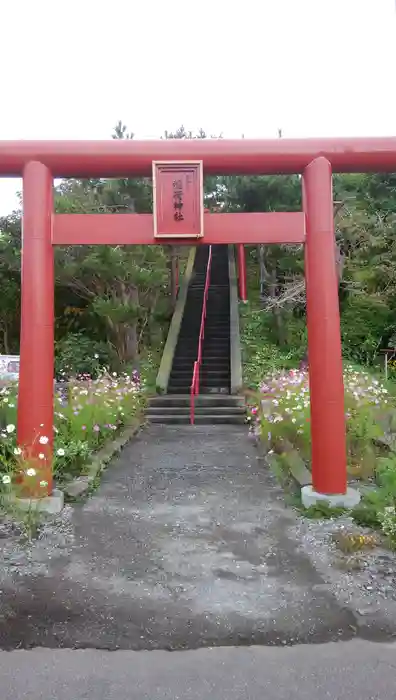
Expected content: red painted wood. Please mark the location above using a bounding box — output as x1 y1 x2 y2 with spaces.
153 162 203 238
303 157 347 495
1 137 396 176
17 162 54 497
52 212 305 246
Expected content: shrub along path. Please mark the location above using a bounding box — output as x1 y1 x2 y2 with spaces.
0 424 395 650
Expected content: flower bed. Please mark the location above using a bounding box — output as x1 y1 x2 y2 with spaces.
0 371 145 495
248 365 391 475
247 365 396 542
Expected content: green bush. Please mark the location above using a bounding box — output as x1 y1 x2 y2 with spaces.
241 305 302 387
341 296 391 365
55 333 114 379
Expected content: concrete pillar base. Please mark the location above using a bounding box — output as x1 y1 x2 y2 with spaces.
10 488 64 514
301 485 360 509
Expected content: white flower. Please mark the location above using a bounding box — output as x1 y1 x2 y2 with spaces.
94 353 99 359
38 453 45 460
39 435 49 445
13 447 22 455
2 474 11 484
26 468 36 477
6 424 15 433
57 448 65 457
39 480 48 488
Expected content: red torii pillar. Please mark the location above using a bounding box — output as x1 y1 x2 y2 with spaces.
17 161 54 497
302 157 357 506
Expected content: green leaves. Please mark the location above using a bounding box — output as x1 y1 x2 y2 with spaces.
92 297 140 324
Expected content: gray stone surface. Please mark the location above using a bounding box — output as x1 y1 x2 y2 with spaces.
0 424 395 652
1 640 396 700
13 488 64 514
64 476 91 498
301 485 361 509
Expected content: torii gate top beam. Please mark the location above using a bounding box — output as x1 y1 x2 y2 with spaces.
0 137 396 177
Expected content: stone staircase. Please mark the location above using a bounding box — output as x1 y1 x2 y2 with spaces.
146 394 246 424
147 244 245 424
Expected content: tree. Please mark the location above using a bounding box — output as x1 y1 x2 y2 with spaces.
0 215 21 353
54 121 169 365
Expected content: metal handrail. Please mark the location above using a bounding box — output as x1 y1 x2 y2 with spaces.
190 246 212 424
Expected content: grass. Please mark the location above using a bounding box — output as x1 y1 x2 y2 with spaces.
331 531 378 554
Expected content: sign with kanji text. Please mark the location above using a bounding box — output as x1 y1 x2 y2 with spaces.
153 161 203 239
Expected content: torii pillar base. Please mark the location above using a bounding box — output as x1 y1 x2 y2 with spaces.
301 485 360 509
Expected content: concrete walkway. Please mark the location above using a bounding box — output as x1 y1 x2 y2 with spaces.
0 424 359 649
1 641 396 700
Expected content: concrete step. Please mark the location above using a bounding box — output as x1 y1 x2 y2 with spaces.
203 330 230 335
204 331 230 345
200 364 231 370
173 360 230 368
170 367 230 381
148 414 246 425
180 369 229 375
169 374 229 383
167 387 231 394
147 405 245 416
149 395 244 407
176 351 229 358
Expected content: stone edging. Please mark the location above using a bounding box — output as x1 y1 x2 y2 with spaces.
254 435 312 488
64 422 142 499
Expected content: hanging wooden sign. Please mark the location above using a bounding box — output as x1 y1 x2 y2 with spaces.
153 161 204 239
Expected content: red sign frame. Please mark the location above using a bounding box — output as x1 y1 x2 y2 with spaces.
152 161 203 239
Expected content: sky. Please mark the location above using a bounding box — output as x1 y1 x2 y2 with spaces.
0 0 395 214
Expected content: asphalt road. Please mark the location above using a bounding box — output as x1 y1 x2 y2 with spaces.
1 640 395 699
1 425 396 699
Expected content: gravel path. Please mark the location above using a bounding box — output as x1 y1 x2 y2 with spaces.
0 424 395 649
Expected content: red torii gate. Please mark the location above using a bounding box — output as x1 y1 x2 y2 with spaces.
1 137 396 504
